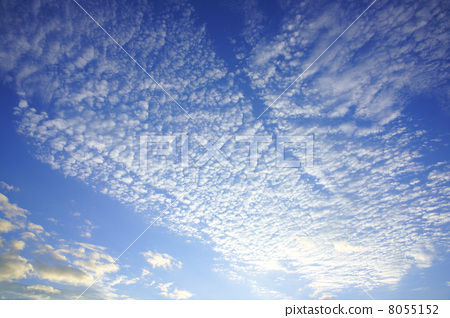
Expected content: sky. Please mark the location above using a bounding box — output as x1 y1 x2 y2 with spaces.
0 0 449 300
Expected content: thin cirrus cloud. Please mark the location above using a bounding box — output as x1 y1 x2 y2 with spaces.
0 182 19 192
0 0 448 299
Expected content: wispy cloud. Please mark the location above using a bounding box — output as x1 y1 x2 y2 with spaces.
0 181 19 192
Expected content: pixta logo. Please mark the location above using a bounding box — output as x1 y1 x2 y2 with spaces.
139 134 314 169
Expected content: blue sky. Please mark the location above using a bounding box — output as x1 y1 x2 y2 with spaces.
0 0 449 300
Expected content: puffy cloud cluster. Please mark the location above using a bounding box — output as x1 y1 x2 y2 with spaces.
157 282 193 300
0 190 193 299
142 250 182 270
0 191 116 298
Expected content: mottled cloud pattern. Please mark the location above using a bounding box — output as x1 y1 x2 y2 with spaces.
0 0 449 298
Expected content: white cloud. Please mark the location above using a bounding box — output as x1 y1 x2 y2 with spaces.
34 262 93 286
142 250 182 270
0 193 130 299
27 222 44 234
0 193 28 226
0 181 19 192
10 240 26 251
333 241 366 254
0 254 33 282
20 232 37 241
33 244 67 262
0 218 18 233
407 247 434 269
26 284 60 294
73 259 119 277
47 217 58 224
167 288 194 300
317 292 337 300
156 282 193 300
78 219 98 238
141 269 151 277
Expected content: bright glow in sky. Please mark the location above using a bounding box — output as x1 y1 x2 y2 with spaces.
0 0 449 300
